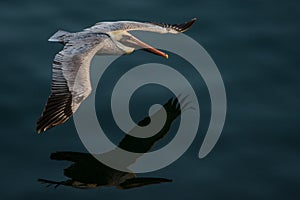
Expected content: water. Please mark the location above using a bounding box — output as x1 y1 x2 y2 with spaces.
1 0 300 199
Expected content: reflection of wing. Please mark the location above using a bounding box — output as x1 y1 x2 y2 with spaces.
38 151 133 189
39 152 172 190
36 34 110 133
85 18 196 34
119 177 172 189
118 97 182 153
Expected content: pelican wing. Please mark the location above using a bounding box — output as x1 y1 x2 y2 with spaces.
85 18 196 34
37 33 110 133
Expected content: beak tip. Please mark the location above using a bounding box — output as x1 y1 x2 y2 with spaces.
165 54 169 59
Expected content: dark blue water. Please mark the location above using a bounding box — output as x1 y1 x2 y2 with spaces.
1 0 300 199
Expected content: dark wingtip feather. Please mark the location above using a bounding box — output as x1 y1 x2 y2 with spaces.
177 18 197 32
151 18 197 33
36 93 73 133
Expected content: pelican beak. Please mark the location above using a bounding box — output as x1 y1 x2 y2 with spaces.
127 35 168 59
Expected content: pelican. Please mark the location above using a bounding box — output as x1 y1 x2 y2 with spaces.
36 18 196 133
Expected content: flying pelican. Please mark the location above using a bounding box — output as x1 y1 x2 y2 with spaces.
36 18 196 133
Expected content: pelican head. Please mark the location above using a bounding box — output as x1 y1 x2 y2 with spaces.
107 30 169 58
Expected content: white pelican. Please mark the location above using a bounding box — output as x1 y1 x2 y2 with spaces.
36 18 196 133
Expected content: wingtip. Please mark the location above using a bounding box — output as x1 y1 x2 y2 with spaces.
36 119 46 134
36 126 45 134
150 18 197 33
36 127 43 134
180 18 197 32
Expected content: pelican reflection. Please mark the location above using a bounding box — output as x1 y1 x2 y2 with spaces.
39 97 190 189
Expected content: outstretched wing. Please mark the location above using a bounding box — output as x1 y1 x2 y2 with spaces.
36 33 110 133
85 18 196 34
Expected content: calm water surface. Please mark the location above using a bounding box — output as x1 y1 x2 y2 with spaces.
1 0 299 199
